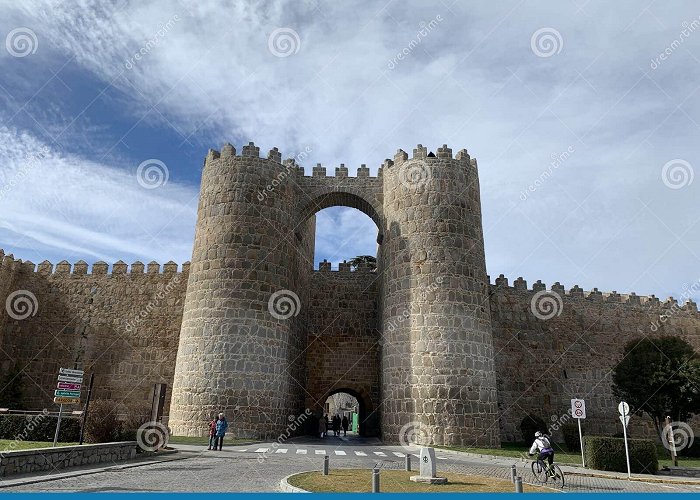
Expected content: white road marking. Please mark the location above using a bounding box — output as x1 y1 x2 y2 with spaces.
334 450 346 455
393 452 405 457
437 457 447 460
296 449 307 454
236 449 247 452
315 449 326 455
275 448 288 454
373 451 386 456
355 451 367 456
412 454 419 458
254 448 269 453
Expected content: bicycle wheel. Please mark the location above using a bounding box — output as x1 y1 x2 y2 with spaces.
551 464 565 488
531 460 548 483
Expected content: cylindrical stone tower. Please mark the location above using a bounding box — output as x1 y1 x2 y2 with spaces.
381 144 500 447
170 142 306 438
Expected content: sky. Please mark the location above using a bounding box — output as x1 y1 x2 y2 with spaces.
0 0 698 301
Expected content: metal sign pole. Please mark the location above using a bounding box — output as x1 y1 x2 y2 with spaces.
577 417 585 467
621 403 631 479
53 404 64 447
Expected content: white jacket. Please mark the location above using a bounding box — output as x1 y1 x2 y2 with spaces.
529 436 552 454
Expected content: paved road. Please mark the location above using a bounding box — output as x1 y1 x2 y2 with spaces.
3 436 699 492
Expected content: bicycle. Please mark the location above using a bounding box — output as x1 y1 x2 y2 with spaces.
530 457 565 488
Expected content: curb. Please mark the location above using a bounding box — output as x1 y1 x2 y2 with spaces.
280 472 313 493
0 450 190 489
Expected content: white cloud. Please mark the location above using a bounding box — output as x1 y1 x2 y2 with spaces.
1 0 699 300
0 126 198 266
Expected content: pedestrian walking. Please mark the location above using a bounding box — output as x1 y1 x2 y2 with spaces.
207 415 217 450
332 415 340 436
214 412 228 450
341 415 349 436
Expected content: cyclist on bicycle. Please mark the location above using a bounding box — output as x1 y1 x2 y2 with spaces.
528 431 555 476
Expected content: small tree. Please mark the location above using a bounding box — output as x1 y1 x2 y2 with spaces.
612 337 700 436
349 255 376 271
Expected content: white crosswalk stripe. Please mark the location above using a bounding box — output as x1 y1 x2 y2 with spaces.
334 450 346 455
315 449 326 455
254 448 269 453
275 448 288 453
355 451 367 456
236 449 247 452
392 452 405 457
412 454 419 458
373 451 386 456
296 449 307 454
437 456 447 460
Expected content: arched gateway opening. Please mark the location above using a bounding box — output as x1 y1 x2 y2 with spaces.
301 193 382 438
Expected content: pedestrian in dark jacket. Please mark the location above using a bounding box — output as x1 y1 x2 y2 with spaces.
341 415 349 436
214 412 228 450
207 416 217 450
332 415 340 436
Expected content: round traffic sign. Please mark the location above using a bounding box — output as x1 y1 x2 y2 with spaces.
574 401 583 408
575 408 583 417
618 401 629 416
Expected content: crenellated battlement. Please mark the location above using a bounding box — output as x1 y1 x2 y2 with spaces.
315 259 376 273
488 273 699 313
203 141 477 179
0 249 190 277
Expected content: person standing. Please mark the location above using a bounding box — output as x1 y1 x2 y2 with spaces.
319 414 327 438
207 415 217 450
214 412 228 451
341 415 349 436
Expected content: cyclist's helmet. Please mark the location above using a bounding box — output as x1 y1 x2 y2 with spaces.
534 431 542 438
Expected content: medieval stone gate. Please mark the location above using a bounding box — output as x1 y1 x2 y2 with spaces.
169 142 501 446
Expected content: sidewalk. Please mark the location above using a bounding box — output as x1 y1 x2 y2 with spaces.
435 448 700 486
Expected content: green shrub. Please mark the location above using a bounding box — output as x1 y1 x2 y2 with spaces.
118 403 151 442
584 436 658 474
84 399 121 443
562 424 581 452
0 413 80 443
519 415 547 443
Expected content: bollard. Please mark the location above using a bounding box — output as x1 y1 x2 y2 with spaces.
511 464 517 483
405 454 411 471
372 468 380 493
515 476 523 493
323 455 329 476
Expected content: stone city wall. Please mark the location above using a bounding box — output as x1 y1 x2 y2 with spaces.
490 274 700 442
0 250 188 415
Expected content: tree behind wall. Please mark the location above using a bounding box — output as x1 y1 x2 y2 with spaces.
612 336 700 437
